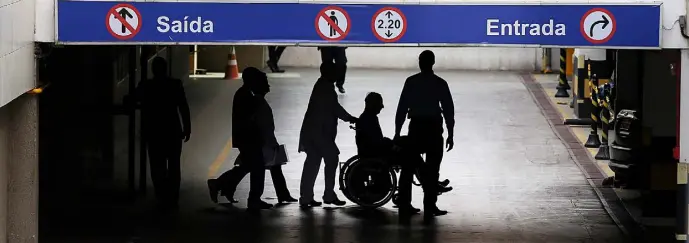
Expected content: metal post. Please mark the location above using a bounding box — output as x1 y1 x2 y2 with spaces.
542 48 552 74
595 84 611 160
138 46 148 194
585 62 602 148
555 49 570 97
676 50 687 242
128 46 137 196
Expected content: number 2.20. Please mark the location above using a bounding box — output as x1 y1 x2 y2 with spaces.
377 19 401 29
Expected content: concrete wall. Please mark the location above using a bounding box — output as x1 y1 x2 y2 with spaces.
0 0 35 108
196 46 266 72
279 47 542 71
641 50 680 137
0 95 39 243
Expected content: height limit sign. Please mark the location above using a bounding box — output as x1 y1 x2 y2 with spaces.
371 7 407 43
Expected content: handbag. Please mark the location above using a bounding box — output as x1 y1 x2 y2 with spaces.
233 145 289 168
263 144 289 168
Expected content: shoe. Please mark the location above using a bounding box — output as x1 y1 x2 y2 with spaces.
323 198 346 206
248 200 273 210
225 196 239 203
398 205 421 214
207 179 219 203
437 186 453 194
299 200 323 208
439 179 450 187
266 61 277 72
278 196 298 204
274 66 286 73
425 208 448 217
337 86 346 94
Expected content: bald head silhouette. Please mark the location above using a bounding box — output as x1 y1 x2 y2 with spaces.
242 67 269 95
419 50 435 72
152 56 168 78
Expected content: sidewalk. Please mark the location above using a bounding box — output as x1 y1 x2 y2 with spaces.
530 74 674 242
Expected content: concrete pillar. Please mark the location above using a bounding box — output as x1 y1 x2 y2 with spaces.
678 49 689 242
571 48 609 118
0 94 39 243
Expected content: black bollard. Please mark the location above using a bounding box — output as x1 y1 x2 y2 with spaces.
595 84 611 160
555 49 570 98
585 71 602 148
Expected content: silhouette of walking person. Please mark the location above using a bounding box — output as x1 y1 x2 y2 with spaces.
219 67 277 211
298 62 357 208
395 50 455 219
329 11 338 37
131 57 191 209
207 68 297 206
267 46 287 73
318 46 348 94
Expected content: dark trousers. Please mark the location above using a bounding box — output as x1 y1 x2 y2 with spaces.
228 148 265 205
148 137 183 204
389 143 425 207
319 47 347 87
408 118 444 211
268 46 286 63
217 163 291 199
299 150 339 203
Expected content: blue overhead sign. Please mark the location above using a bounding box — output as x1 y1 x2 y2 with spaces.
56 1 662 48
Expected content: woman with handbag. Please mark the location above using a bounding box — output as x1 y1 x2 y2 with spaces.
207 68 297 207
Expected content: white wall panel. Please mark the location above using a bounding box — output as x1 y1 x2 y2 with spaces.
0 0 36 108
34 0 54 42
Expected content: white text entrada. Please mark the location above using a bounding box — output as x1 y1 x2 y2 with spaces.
487 19 566 36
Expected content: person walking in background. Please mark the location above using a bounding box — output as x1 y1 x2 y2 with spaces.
298 62 357 208
318 46 348 93
207 68 297 206
131 57 191 209
221 67 275 211
395 50 455 219
267 46 286 73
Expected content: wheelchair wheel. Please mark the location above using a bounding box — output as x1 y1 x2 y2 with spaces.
342 157 397 209
339 155 360 203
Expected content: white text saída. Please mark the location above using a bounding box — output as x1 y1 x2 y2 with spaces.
157 16 214 33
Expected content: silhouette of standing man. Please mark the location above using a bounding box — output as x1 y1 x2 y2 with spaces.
395 50 455 219
133 57 191 208
329 11 338 37
298 62 357 208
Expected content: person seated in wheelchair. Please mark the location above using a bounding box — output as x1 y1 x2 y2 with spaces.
355 92 452 212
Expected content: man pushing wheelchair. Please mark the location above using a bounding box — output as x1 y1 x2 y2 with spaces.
352 91 453 216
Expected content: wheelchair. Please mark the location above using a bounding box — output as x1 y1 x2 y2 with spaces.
338 154 421 209
338 125 428 209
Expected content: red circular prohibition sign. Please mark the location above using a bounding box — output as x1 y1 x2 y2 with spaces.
580 8 616 44
371 7 407 43
106 3 142 40
314 6 351 41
